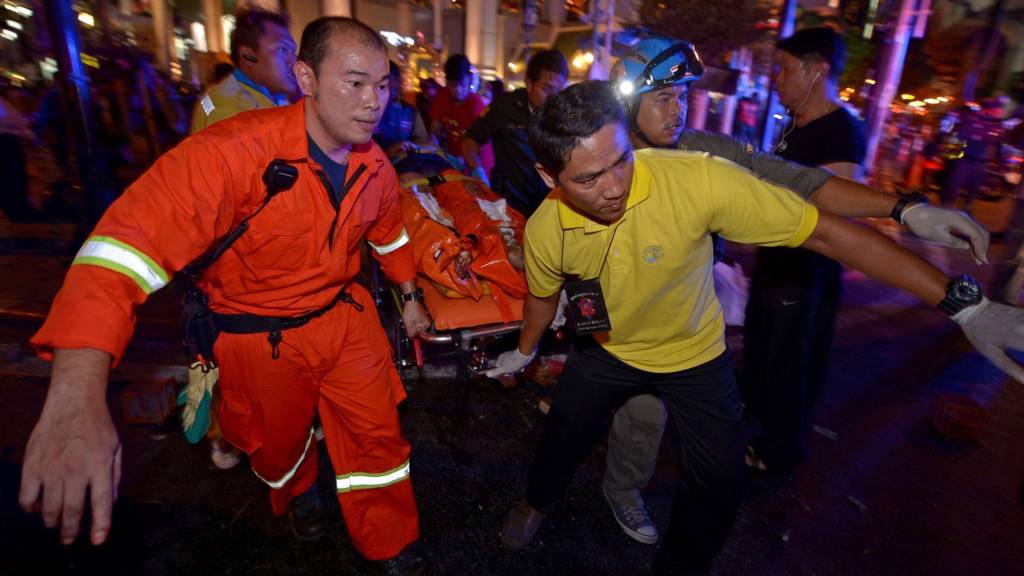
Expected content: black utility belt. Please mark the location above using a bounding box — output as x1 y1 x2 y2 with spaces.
212 290 363 335
182 284 364 369
215 287 363 359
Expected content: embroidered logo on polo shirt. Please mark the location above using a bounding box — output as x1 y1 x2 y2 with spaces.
642 245 663 264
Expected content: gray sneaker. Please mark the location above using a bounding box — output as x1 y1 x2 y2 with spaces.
601 486 658 544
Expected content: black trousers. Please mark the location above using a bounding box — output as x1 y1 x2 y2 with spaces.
525 338 744 575
742 247 842 472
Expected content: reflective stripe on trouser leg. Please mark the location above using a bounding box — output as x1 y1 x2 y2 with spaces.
317 290 419 560
210 330 322 516
336 460 411 493
252 427 315 489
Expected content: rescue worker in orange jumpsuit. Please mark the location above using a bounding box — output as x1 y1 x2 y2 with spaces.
18 17 429 574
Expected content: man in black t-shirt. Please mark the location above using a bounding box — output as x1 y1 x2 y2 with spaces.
743 27 867 474
462 50 568 217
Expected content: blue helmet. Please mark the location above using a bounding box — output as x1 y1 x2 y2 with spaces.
612 36 704 103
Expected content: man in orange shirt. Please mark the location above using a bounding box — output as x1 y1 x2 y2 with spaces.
18 17 429 574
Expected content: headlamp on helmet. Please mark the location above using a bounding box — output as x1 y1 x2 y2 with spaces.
614 37 704 101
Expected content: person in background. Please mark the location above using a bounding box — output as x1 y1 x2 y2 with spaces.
940 98 1007 211
374 60 432 158
415 77 440 129
429 54 488 171
481 78 506 106
190 7 298 133
463 49 568 216
742 26 866 475
735 96 760 146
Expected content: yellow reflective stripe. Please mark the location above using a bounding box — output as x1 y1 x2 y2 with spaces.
368 228 410 255
73 236 169 294
336 460 410 494
253 428 314 489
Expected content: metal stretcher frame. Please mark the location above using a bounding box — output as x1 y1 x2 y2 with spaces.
370 262 521 417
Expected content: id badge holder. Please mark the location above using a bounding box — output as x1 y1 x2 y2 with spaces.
563 277 612 335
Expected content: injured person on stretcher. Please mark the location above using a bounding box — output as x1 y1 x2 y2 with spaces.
390 151 528 329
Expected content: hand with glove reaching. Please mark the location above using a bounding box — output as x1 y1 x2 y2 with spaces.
485 348 537 378
549 291 569 330
901 204 990 264
953 298 1024 384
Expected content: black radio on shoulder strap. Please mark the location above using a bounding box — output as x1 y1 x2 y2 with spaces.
180 159 365 369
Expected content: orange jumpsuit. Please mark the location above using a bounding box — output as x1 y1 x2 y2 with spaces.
31 102 418 560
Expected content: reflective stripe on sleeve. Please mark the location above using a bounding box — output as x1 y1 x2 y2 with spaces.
73 236 170 295
368 228 410 255
336 460 410 494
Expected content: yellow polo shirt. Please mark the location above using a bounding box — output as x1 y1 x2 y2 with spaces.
524 148 819 373
189 72 277 134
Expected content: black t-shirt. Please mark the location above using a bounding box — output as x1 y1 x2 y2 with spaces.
761 106 866 283
308 134 349 207
778 107 866 166
465 88 549 217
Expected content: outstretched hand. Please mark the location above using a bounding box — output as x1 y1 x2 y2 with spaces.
953 298 1024 383
902 204 990 264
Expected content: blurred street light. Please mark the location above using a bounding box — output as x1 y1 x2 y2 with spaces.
77 12 94 28
3 2 31 18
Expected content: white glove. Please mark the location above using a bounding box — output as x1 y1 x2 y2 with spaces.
549 290 569 330
902 204 990 264
953 297 1024 383
485 348 536 378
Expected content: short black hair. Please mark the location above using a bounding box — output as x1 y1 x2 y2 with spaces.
444 54 473 82
777 27 846 81
529 81 626 177
298 17 386 75
230 8 290 66
526 49 569 83
389 60 401 78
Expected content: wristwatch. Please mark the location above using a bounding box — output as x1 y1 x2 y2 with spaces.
890 191 928 223
938 274 983 316
399 288 425 305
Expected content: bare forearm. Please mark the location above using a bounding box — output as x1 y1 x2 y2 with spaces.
809 177 899 219
518 292 560 354
49 348 112 406
802 211 946 305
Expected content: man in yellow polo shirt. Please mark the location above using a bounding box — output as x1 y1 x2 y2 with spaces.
190 8 297 133
490 81 1024 575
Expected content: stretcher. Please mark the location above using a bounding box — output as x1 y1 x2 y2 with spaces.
376 153 527 414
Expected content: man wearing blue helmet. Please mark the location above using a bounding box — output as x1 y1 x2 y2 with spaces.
587 35 991 545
